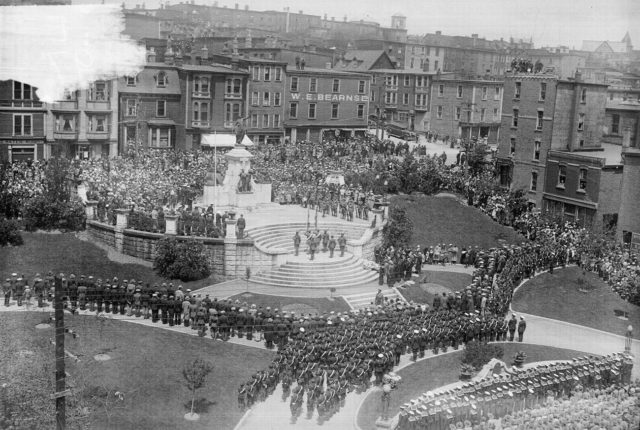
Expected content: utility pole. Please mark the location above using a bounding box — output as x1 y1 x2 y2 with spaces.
54 274 66 430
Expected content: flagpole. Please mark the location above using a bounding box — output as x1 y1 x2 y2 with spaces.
214 130 217 218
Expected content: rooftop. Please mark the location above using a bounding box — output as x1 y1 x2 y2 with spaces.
571 143 624 166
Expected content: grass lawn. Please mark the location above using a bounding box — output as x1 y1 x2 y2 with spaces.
399 271 473 304
227 292 351 315
0 232 222 292
390 195 525 249
512 266 640 339
356 344 591 430
0 312 275 430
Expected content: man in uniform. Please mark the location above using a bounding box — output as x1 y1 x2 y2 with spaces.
322 230 329 252
3 278 12 307
328 236 336 258
517 316 527 342
293 231 301 256
338 233 347 257
237 214 246 239
508 314 517 341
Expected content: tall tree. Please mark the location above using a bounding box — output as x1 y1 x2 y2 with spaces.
382 206 413 248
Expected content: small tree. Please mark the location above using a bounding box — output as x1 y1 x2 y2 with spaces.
183 359 213 419
154 238 211 281
382 206 413 249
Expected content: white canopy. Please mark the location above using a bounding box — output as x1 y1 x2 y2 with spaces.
201 133 237 148
240 134 254 146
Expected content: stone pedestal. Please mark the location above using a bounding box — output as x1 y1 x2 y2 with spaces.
224 218 238 277
85 200 98 221
225 218 237 239
114 209 129 253
371 208 384 228
165 214 179 235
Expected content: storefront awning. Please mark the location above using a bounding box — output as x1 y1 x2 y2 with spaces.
201 133 237 147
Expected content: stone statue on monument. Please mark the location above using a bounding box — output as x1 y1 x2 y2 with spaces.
238 169 252 192
234 119 246 145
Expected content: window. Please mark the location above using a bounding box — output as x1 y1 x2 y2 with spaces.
384 92 397 104
493 108 499 121
455 107 461 120
309 78 317 93
263 92 270 106
581 88 587 103
435 47 439 56
89 81 107 101
250 114 258 128
577 113 585 131
13 81 32 99
225 102 241 123
274 92 281 106
289 102 298 118
251 91 259 106
530 172 538 191
263 66 271 81
480 108 486 122
55 114 75 132
424 59 429 71
534 140 541 160
579 168 587 191
274 67 282 81
89 115 107 132
536 110 544 130
357 104 365 119
512 109 519 127
385 75 398 86
156 100 166 117
126 99 137 117
415 94 427 106
331 103 339 119
194 76 209 95
539 83 546 101
308 103 317 119
558 165 567 187
510 138 516 156
514 82 521 99
252 66 260 80
416 76 426 87
126 76 136 86
290 76 299 92
457 85 463 98
482 87 487 100
403 93 409 105
611 114 620 134
156 72 167 87
262 114 269 128
358 80 366 94
437 106 443 119
404 75 410 86
434 60 439 71
193 101 209 123
273 114 280 128
151 128 170 147
438 84 444 97
494 86 500 100
13 114 32 135
332 79 340 92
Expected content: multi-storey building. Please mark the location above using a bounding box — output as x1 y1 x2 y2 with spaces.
284 67 371 142
243 58 287 144
369 69 434 132
603 99 640 149
46 79 118 159
496 72 608 206
117 52 182 152
0 80 46 161
404 36 446 72
429 75 503 144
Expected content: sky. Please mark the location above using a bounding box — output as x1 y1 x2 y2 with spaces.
72 0 640 49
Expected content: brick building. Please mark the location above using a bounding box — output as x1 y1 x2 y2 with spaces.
117 55 182 152
369 69 434 133
46 79 118 159
0 80 46 161
429 75 503 144
284 67 370 142
496 72 608 206
617 149 640 243
603 100 640 149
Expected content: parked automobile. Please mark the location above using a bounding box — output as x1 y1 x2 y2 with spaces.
386 123 417 141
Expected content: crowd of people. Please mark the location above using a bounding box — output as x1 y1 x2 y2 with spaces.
0 159 47 218
398 353 635 430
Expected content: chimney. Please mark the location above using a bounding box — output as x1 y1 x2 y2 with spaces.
165 49 174 65
575 70 582 81
201 45 209 60
244 4 248 10
331 17 335 21
299 10 303 14
235 3 238 9
175 50 183 66
435 30 441 35
343 15 347 22
324 14 327 20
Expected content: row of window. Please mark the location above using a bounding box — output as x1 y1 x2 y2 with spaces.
409 46 441 56
408 58 439 72
381 92 429 106
511 108 584 131
513 81 587 103
434 106 500 121
251 66 284 82
251 91 282 106
54 114 109 133
436 84 501 100
249 113 281 129
289 77 366 94
510 138 541 160
288 102 365 120
124 99 168 118
529 167 587 192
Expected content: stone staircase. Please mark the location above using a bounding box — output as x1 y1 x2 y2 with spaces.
246 222 369 254
249 254 379 288
342 288 408 310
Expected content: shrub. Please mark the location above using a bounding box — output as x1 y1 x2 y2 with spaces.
154 237 211 281
382 205 413 248
461 340 504 370
0 217 23 246
22 194 85 232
